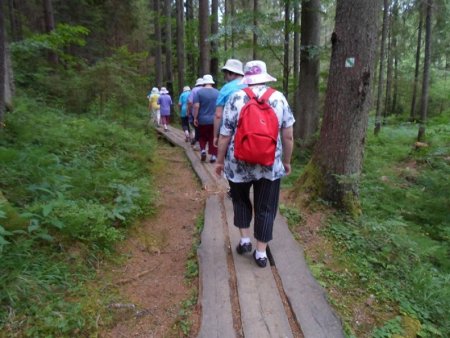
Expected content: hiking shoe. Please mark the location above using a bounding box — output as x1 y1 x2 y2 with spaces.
210 155 217 163
236 242 252 255
191 139 196 146
253 250 267 268
185 136 189 142
201 152 207 162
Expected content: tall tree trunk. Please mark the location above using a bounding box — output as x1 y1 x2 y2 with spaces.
252 0 258 59
283 0 290 97
210 0 219 80
293 0 300 113
295 0 321 142
176 0 185 92
185 0 196 81
7 0 18 41
164 0 173 91
374 0 389 135
199 0 209 75
43 0 58 64
0 0 5 128
417 0 432 142
392 0 399 114
410 0 423 121
153 0 163 87
224 0 228 52
384 15 393 120
230 0 235 55
297 0 380 213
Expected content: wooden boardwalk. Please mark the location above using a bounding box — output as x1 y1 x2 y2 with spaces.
156 126 344 338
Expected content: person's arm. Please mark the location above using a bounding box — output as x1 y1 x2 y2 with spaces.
215 134 232 177
213 105 224 147
281 126 294 175
193 103 200 126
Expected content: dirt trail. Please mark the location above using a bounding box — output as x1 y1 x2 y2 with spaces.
101 140 204 337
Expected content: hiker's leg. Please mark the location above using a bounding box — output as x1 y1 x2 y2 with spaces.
228 180 252 233
253 178 280 245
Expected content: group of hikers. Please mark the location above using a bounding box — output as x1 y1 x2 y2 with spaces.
148 59 295 268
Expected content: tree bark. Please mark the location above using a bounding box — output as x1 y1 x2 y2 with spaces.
374 0 389 135
176 0 185 92
185 0 196 81
0 0 5 128
295 0 321 142
253 0 258 60
417 0 432 142
283 0 290 97
410 0 423 121
210 0 219 80
293 0 300 113
199 0 210 75
230 0 235 55
384 10 393 120
392 0 399 114
153 0 163 87
297 0 380 214
43 0 58 64
164 0 173 89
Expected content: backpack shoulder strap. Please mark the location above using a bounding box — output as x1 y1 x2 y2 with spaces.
260 87 276 102
242 87 255 99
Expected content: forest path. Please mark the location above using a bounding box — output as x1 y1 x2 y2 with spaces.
157 125 344 338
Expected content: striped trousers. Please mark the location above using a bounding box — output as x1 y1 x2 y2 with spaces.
228 178 281 243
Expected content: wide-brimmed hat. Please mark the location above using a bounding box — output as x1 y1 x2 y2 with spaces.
240 60 277 85
221 59 244 76
183 86 191 92
195 78 204 87
151 87 159 94
202 74 215 85
160 87 169 94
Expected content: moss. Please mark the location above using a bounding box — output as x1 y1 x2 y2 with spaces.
341 192 362 218
293 160 325 199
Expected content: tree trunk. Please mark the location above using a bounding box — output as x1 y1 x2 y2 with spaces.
185 0 196 81
295 0 321 142
374 0 389 135
283 0 290 97
410 0 423 121
224 0 228 52
297 0 380 214
252 0 258 59
293 0 300 113
210 0 219 80
0 0 5 128
176 0 185 92
199 0 209 75
417 0 432 142
7 0 18 41
153 0 163 87
164 0 173 89
384 12 393 120
392 0 399 114
230 0 235 55
43 0 58 64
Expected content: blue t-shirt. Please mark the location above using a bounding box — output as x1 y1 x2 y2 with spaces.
194 87 219 125
178 91 190 117
216 78 246 107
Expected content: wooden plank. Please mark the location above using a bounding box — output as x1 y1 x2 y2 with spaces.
197 196 235 338
271 214 344 338
224 198 293 338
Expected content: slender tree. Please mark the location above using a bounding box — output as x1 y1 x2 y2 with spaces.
253 0 258 59
293 0 300 112
0 0 5 128
384 6 394 120
374 0 389 135
391 0 399 114
164 0 173 91
417 0 433 141
295 0 321 142
410 0 423 121
283 0 290 96
43 0 58 64
199 0 209 75
210 0 219 80
176 0 185 91
185 0 196 81
230 0 235 54
296 0 380 213
153 0 163 87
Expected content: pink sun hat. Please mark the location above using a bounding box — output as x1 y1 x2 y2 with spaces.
240 60 277 85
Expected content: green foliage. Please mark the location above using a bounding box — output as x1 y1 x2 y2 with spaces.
0 95 157 335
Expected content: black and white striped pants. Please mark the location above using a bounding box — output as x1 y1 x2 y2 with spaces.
228 178 281 243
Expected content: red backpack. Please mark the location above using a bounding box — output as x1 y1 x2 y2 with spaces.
234 87 279 166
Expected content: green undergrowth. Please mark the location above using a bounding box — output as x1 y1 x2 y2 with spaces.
0 96 158 336
285 112 449 337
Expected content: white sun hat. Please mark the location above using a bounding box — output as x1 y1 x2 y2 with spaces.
240 60 277 85
195 78 204 86
151 87 159 94
160 87 169 94
221 59 244 76
183 86 191 92
202 74 215 85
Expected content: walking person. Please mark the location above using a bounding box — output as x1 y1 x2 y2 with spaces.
215 60 295 268
148 87 160 127
193 75 219 163
213 59 246 147
178 86 192 142
187 78 204 148
157 87 172 132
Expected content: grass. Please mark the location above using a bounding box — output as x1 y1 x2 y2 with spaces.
0 95 158 336
284 112 450 337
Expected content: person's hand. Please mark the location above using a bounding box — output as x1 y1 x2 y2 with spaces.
213 136 218 148
215 163 224 177
283 162 291 175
